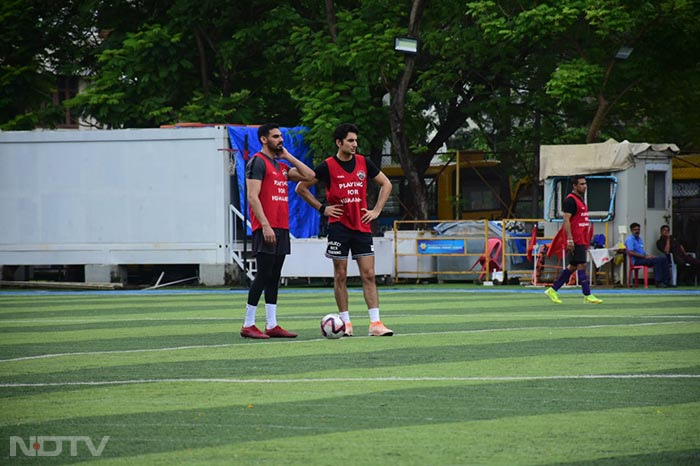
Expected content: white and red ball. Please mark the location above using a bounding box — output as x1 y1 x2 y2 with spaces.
320 313 345 339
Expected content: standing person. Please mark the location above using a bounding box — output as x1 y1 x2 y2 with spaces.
656 225 700 283
240 123 315 339
296 123 394 336
626 222 672 287
544 175 603 304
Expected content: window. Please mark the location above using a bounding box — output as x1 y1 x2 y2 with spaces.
456 168 502 212
547 176 617 222
53 76 79 128
461 183 499 211
647 170 666 209
586 178 612 214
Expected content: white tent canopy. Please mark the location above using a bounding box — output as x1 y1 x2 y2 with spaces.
539 139 679 181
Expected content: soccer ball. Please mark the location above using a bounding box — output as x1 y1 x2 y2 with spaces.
320 313 345 339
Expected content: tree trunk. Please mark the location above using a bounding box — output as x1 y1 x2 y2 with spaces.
194 28 210 95
325 0 337 42
387 0 428 220
587 93 608 143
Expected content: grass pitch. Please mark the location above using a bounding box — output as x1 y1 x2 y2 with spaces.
1 286 699 465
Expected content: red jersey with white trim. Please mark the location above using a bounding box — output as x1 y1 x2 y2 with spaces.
249 153 289 231
325 154 370 233
566 192 590 245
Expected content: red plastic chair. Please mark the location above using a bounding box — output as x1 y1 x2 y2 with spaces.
471 238 503 281
627 250 649 288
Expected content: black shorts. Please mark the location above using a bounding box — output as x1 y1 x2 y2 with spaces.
326 222 374 260
251 228 291 256
567 244 588 266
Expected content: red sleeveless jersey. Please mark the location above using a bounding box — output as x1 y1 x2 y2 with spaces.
567 192 590 245
326 155 371 233
249 153 289 231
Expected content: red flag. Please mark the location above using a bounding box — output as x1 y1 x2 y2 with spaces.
547 227 567 258
526 226 537 262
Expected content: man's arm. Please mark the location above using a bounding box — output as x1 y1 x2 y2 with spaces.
295 178 320 210
625 237 650 260
361 171 392 224
657 237 670 255
562 212 574 252
279 148 315 182
295 178 344 218
246 179 275 243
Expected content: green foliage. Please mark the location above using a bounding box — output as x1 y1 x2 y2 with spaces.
0 0 90 129
67 25 195 128
546 59 605 104
2 0 700 208
289 6 405 158
178 91 255 124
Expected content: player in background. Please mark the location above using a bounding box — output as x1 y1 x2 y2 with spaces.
544 175 603 304
240 123 315 339
296 123 394 336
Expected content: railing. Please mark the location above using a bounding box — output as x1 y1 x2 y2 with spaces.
391 218 613 286
229 204 255 282
391 220 496 282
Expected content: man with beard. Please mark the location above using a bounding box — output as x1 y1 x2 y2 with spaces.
240 123 315 339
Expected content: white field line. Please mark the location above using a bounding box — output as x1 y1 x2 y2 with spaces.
1 374 699 388
0 320 697 364
2 313 700 324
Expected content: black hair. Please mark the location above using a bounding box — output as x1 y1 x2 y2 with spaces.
660 224 670 232
258 123 280 143
570 175 586 186
333 123 359 143
630 222 640 230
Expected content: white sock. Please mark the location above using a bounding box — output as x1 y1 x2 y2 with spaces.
368 308 380 322
244 304 256 327
265 303 277 329
339 311 350 323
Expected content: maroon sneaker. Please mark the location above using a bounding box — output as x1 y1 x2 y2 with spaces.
240 325 270 339
265 325 298 338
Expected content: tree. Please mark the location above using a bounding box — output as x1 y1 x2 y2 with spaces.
68 1 311 128
386 0 428 220
4 0 698 222
469 0 700 146
0 0 100 129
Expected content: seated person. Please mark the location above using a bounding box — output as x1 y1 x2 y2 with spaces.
656 224 700 284
625 222 672 287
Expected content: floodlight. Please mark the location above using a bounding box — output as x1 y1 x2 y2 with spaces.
394 37 419 55
615 46 633 60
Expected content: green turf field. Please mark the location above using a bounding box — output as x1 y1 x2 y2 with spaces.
1 287 699 465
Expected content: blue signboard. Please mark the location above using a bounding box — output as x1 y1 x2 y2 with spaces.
417 239 465 254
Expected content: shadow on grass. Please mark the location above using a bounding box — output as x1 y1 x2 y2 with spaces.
1 377 698 464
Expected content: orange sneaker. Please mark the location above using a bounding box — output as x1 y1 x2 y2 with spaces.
343 322 353 337
240 325 270 339
369 321 393 336
265 325 298 338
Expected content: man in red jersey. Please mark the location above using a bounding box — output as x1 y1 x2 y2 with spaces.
296 123 394 336
240 123 315 339
544 175 603 304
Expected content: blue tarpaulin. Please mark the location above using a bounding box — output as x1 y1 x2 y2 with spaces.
226 125 319 238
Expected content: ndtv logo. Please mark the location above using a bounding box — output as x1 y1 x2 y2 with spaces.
10 436 110 457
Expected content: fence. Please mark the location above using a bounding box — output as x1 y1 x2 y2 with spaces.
392 219 613 286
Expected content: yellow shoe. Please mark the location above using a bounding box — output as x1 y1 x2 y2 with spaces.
545 287 563 304
583 294 603 304
369 321 393 336
343 321 353 337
